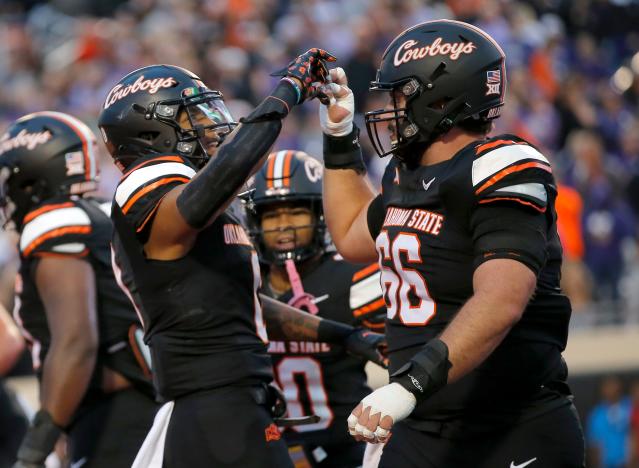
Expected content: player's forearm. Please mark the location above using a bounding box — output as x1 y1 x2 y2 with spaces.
438 292 520 383
260 294 355 343
40 338 97 426
176 81 298 228
261 294 320 341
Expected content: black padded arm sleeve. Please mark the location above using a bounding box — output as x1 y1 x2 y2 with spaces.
471 202 548 275
367 194 384 240
176 81 298 228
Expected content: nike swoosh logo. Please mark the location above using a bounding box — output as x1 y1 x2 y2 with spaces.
422 177 436 191
510 458 537 468
71 457 88 468
312 294 329 304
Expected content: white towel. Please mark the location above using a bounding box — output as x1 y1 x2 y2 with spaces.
131 401 175 468
362 442 384 468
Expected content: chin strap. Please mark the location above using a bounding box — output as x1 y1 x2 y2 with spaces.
284 259 319 314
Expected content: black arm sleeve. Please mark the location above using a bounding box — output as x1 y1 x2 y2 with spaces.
367 194 385 240
471 202 548 275
176 81 298 228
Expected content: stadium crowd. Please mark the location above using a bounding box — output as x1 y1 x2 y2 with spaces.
1 0 638 325
1 1 639 467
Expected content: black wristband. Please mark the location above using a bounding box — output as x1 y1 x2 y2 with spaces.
317 318 354 343
323 125 366 174
17 410 63 464
390 338 452 402
240 80 299 123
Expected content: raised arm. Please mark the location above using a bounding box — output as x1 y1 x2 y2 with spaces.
320 68 378 263
143 50 336 260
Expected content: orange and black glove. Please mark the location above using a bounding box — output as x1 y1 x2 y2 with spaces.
271 48 337 103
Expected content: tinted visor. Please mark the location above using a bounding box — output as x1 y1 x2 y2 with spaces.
184 95 236 152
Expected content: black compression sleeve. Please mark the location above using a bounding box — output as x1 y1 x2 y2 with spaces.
176 81 298 228
367 194 384 239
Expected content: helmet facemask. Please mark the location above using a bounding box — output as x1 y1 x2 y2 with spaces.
251 200 326 266
150 88 237 168
365 73 472 166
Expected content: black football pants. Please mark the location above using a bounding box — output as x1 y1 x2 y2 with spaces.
162 385 294 468
379 402 585 468
69 387 159 468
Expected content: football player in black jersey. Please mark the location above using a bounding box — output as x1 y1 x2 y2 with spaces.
0 112 158 468
318 20 585 468
246 149 386 467
98 53 387 468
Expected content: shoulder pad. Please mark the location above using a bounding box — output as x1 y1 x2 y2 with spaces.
472 137 552 212
115 155 195 214
20 201 92 257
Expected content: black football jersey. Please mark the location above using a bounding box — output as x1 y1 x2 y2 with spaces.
110 154 272 402
264 253 385 446
14 196 152 395
368 135 572 421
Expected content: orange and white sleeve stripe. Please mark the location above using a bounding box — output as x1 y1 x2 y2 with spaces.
350 264 385 319
114 159 196 215
471 143 551 210
20 204 92 257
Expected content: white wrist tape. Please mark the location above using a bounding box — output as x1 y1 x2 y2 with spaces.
319 68 354 137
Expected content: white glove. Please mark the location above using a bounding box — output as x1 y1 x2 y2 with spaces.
347 382 416 443
319 67 354 137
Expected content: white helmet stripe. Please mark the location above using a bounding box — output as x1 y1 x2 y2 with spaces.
272 150 287 188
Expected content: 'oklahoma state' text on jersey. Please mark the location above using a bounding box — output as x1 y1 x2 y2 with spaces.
368 135 571 421
14 197 153 399
110 155 272 402
265 253 385 447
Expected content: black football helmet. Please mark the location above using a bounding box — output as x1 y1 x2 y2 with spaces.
246 150 327 265
0 111 99 229
98 64 236 170
365 19 506 163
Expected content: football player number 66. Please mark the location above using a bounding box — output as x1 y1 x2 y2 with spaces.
376 231 436 325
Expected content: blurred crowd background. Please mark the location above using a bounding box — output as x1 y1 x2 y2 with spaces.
2 0 639 325
1 0 639 466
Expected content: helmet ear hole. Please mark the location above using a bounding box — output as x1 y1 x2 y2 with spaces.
137 132 160 142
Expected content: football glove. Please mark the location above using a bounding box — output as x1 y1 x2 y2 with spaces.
344 328 388 369
271 48 337 102
13 410 62 468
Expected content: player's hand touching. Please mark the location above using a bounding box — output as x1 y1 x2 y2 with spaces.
319 67 354 135
272 48 337 102
344 328 388 368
